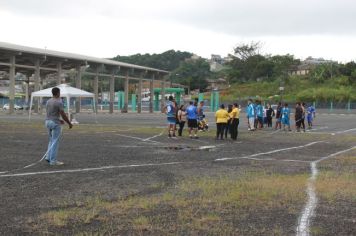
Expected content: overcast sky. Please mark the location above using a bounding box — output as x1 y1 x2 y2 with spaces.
0 0 355 62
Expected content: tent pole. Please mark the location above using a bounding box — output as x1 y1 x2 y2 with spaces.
67 96 70 120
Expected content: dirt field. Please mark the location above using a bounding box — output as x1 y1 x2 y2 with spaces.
0 111 355 235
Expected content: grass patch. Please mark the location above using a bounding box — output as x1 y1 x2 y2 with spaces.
316 171 356 202
316 152 356 202
30 172 308 235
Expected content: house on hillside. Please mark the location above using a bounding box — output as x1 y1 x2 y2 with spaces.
209 54 225 72
206 78 228 90
288 64 312 76
288 57 337 76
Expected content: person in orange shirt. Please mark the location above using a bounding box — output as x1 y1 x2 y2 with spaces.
215 104 229 140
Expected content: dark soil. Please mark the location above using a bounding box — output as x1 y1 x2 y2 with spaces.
0 112 355 235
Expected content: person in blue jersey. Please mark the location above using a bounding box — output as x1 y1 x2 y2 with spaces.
186 101 199 138
254 100 259 129
165 95 177 138
281 103 292 131
307 104 316 129
246 99 255 131
256 101 264 129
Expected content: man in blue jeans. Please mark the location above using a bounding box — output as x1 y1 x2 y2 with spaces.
45 87 72 165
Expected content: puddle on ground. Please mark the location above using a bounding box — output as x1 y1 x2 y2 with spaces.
163 145 216 152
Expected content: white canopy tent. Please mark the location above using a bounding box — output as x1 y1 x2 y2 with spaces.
29 84 97 121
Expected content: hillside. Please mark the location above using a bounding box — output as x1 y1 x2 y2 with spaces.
221 76 356 104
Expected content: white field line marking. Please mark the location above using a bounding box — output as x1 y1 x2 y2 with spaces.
0 131 64 174
240 157 310 163
305 126 329 132
0 132 161 175
94 129 134 134
198 145 217 150
143 131 164 141
304 132 333 135
0 162 185 178
269 129 282 135
296 146 356 236
189 138 209 144
332 127 356 135
215 141 323 162
114 133 161 144
0 142 317 178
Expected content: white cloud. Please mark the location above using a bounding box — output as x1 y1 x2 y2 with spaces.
0 0 356 62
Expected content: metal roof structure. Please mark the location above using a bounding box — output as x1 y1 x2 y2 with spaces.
0 41 179 114
0 41 169 76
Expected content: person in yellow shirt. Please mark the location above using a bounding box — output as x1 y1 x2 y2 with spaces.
230 103 240 140
215 104 229 140
225 104 233 139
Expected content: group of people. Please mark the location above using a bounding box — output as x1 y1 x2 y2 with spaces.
165 96 241 141
44 87 317 167
165 96 206 139
214 103 240 140
166 97 317 140
246 99 316 132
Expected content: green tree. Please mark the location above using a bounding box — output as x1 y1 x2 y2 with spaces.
269 54 300 77
170 58 210 91
112 50 192 71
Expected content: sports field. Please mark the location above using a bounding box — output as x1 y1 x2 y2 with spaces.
0 111 355 235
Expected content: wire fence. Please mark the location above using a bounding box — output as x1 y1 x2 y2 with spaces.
1 97 356 113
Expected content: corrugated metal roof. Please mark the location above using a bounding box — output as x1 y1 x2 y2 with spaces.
0 41 169 74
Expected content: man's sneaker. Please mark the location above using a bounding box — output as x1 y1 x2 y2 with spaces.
45 159 50 163
168 134 172 138
50 161 64 166
172 134 177 139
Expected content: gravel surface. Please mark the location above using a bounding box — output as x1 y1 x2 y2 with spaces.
0 112 355 235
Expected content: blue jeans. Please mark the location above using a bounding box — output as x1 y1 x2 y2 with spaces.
45 120 62 164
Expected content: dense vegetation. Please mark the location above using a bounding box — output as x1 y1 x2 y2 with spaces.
112 42 356 102
112 50 193 71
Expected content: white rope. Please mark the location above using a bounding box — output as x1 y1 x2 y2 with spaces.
1 127 63 174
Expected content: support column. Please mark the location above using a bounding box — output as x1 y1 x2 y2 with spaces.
75 65 82 113
137 74 143 113
57 62 62 85
34 59 40 113
9 55 15 113
160 75 165 112
24 80 29 104
94 67 99 113
122 71 129 113
149 74 154 113
109 73 115 114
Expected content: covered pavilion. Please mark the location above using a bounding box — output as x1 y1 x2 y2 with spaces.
0 41 178 114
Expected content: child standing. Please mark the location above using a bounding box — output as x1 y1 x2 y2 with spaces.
266 104 275 128
274 102 282 130
165 96 177 138
177 105 186 136
281 103 291 131
307 104 316 129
